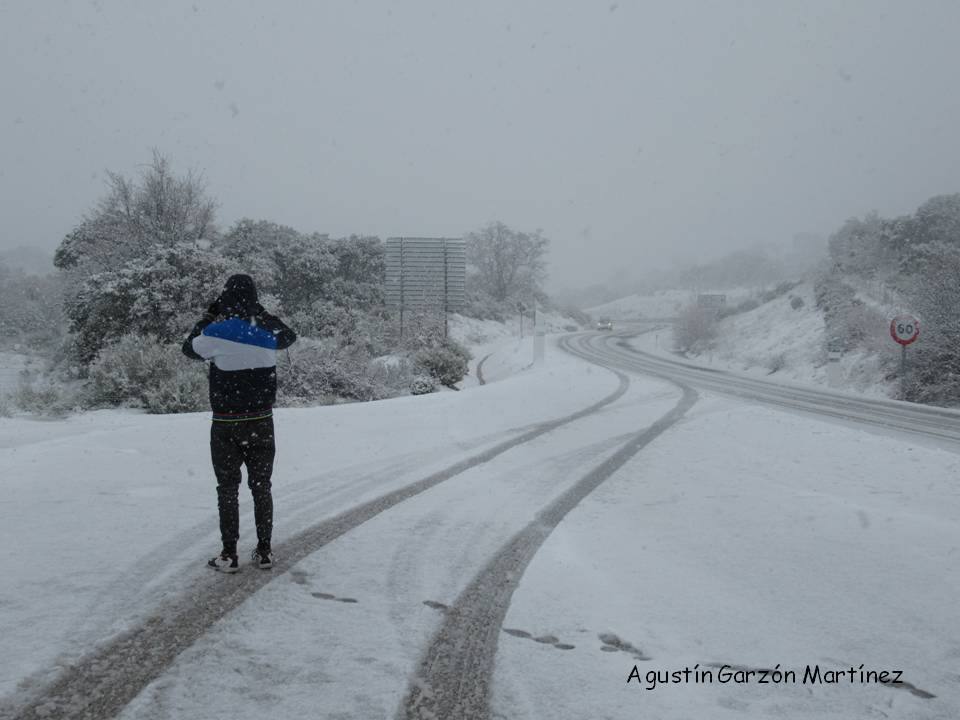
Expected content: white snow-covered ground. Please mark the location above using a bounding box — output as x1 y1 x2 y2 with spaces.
632 283 898 398
0 338 615 702
450 310 578 386
114 356 680 720
494 395 960 719
3 330 959 719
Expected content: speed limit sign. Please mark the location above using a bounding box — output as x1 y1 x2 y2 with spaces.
890 314 920 346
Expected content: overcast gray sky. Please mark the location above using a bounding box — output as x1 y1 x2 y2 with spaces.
2 0 959 289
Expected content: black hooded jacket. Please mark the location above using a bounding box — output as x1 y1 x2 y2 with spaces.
182 275 297 415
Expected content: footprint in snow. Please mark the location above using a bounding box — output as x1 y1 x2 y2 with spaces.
311 591 358 604
502 626 575 651
599 633 650 660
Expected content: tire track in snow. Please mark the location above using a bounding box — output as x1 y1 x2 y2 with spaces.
3 368 631 720
476 353 492 385
383 429 640 647
400 378 698 720
17 428 531 708
82 426 531 632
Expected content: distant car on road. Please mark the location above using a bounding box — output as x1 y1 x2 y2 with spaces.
596 317 613 331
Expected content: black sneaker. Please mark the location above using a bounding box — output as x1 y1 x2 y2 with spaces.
208 551 239 573
251 547 274 570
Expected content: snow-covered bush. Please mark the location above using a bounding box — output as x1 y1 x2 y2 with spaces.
463 287 511 322
12 375 84 417
410 376 437 395
368 355 417 394
844 302 888 352
717 297 760 320
672 305 717 353
815 276 858 351
278 340 385 404
414 338 471 388
87 334 207 413
767 352 787 374
13 382 67 415
814 275 889 355
790 295 805 310
289 301 391 356
67 246 235 364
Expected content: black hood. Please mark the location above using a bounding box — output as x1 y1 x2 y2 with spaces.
219 274 259 317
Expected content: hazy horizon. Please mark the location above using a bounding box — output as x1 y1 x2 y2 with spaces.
3 1 959 290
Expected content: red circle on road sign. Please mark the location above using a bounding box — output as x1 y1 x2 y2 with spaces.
890 315 920 346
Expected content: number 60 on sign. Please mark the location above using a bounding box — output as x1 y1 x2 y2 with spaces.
890 314 920 346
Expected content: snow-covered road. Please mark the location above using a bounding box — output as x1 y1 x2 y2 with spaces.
598 328 960 444
2 331 959 719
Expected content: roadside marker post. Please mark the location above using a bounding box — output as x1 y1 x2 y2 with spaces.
826 337 843 387
533 304 545 365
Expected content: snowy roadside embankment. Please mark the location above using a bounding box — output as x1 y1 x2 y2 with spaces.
450 310 581 386
634 283 897 398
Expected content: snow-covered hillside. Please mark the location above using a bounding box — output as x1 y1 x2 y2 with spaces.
630 282 899 397
587 290 691 320
587 288 755 321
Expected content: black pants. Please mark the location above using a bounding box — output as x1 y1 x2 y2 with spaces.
210 417 275 555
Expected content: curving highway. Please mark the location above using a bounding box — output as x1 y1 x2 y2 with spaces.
561 328 960 445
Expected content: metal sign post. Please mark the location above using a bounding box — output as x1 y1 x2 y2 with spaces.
696 293 727 318
889 314 920 398
385 237 466 340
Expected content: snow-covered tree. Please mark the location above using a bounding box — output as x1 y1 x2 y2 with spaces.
466 222 548 303
214 222 384 317
212 219 303 296
882 194 960 276
54 151 217 275
827 212 893 277
67 245 234 363
672 305 716 353
54 152 224 365
902 247 960 403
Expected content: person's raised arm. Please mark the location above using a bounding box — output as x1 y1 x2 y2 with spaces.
182 300 220 360
256 307 297 350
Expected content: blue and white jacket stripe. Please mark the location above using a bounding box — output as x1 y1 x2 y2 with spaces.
183 310 297 415
192 318 279 371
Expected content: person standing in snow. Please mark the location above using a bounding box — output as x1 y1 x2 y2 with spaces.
182 274 297 573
